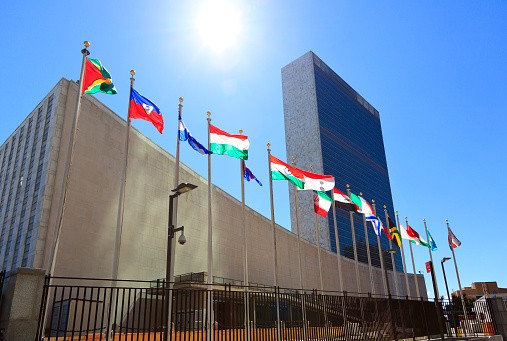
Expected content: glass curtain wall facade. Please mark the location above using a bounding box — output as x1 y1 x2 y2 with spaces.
0 91 56 271
282 51 402 272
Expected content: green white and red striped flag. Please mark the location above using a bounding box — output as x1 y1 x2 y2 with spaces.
209 124 249 160
313 191 333 217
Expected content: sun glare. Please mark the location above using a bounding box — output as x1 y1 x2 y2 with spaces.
196 1 242 53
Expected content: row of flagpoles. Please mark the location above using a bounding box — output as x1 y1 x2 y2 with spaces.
48 43 468 320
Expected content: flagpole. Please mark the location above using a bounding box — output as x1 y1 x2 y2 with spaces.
207 111 214 341
239 132 250 341
289 156 305 341
395 211 410 297
447 219 470 334
405 217 420 298
423 219 439 298
372 202 387 295
360 193 375 294
331 204 344 292
346 185 361 293
111 70 135 281
384 206 399 296
48 41 90 276
310 166 324 291
266 144 282 341
291 156 304 291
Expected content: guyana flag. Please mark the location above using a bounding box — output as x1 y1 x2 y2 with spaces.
388 217 402 247
81 58 117 95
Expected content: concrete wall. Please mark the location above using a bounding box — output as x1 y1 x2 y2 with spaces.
36 79 426 297
0 268 46 341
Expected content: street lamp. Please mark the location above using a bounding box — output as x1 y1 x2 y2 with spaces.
383 249 398 341
441 257 454 336
165 182 197 341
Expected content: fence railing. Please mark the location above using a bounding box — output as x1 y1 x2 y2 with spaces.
36 276 496 341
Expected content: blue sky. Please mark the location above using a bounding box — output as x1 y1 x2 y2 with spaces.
1 1 506 296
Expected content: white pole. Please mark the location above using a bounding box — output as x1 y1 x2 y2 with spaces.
447 220 470 335
111 70 135 281
331 204 344 292
47 41 90 276
372 202 387 295
406 217 420 298
395 211 410 297
360 193 375 294
346 185 361 293
207 112 214 341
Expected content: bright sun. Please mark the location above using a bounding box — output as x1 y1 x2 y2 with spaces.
196 1 242 53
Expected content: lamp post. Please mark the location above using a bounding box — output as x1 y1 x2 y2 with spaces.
383 249 398 341
441 257 454 337
165 182 197 341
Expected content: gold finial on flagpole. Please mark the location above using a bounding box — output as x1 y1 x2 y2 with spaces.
359 192 363 196
372 199 375 203
179 97 184 103
267 143 270 148
384 205 387 209
396 210 398 214
130 70 135 81
346 184 350 188
446 219 449 223
207 111 211 117
239 129 243 134
82 41 90 56
310 166 314 171
423 218 426 222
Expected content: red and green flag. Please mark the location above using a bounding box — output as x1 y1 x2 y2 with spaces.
81 58 117 95
313 191 332 217
209 124 249 160
269 155 305 189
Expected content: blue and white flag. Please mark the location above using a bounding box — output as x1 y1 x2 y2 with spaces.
178 115 210 155
366 216 382 236
243 163 262 186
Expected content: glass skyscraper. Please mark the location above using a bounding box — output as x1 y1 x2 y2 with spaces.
282 51 403 272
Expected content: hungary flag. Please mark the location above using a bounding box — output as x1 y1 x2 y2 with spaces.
313 191 332 217
209 124 249 160
400 223 420 244
333 188 359 212
81 58 117 95
269 155 305 189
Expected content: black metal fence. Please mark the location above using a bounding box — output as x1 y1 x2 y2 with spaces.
36 276 496 341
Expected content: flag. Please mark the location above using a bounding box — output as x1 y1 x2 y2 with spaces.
313 191 332 217
400 224 429 247
244 163 262 186
382 222 393 240
298 169 335 192
427 230 438 251
269 155 305 189
366 216 382 236
178 115 210 155
349 192 374 216
332 188 359 212
82 58 117 95
388 217 402 247
129 88 164 133
209 124 249 160
448 227 461 249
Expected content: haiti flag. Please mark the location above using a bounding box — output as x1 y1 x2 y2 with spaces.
129 88 164 133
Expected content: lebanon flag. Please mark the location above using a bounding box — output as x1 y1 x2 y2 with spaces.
313 191 333 217
129 88 164 133
448 227 461 249
333 188 359 212
209 124 249 160
270 155 305 189
82 58 117 95
299 169 335 192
